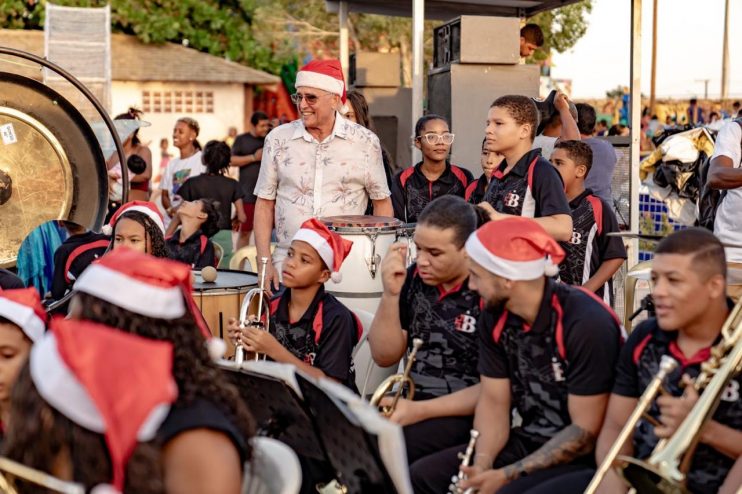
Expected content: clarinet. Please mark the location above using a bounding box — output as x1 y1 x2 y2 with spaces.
449 429 480 494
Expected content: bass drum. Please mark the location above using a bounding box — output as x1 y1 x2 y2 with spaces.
0 73 108 268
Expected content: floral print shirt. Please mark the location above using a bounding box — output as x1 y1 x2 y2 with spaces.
255 113 391 263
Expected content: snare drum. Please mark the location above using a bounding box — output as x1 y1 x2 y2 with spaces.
192 269 258 355
321 215 403 313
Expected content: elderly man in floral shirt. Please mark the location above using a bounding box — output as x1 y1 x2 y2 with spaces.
254 59 392 290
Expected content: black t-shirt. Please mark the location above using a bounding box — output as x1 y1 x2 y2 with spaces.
391 162 473 223
399 265 482 400
177 174 244 231
0 269 24 290
613 317 741 494
483 149 570 218
166 229 216 269
269 286 360 390
478 280 622 444
51 231 110 300
157 398 248 464
231 133 264 203
558 189 627 303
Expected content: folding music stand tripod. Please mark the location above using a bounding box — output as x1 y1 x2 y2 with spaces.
296 374 398 493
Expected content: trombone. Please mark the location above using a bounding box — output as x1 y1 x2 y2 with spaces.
587 296 742 493
0 456 84 494
236 257 271 365
369 338 422 417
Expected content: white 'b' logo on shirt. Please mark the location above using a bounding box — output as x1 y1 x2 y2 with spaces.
505 192 520 208
456 315 477 334
570 231 582 245
721 380 739 402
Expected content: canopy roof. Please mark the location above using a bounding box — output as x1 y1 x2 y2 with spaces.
325 0 583 20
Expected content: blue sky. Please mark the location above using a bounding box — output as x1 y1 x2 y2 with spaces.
550 0 742 99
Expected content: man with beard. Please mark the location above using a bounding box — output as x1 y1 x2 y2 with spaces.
411 217 622 494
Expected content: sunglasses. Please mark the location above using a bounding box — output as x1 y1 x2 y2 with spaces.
417 133 455 145
291 92 328 106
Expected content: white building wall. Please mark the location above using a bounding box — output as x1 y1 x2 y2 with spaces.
111 81 245 178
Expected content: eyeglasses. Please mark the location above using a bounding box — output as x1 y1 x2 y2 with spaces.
291 92 326 106
417 133 455 145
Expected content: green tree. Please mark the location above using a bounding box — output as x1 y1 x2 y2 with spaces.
527 0 593 62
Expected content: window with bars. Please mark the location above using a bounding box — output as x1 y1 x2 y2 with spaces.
142 90 214 113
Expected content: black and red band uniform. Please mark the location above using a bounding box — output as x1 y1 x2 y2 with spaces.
391 162 473 223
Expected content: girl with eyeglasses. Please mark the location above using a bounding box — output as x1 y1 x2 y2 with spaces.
391 114 473 223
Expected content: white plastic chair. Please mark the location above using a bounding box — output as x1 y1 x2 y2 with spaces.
242 437 302 494
352 309 399 398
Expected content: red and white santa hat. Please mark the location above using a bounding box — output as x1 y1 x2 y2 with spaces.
292 218 353 283
74 248 226 360
465 217 565 280
295 59 347 105
101 200 165 236
0 288 46 342
31 318 177 493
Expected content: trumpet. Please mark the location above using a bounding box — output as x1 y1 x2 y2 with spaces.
584 355 678 494
369 338 422 416
0 456 84 494
617 297 742 493
236 257 271 365
449 429 480 494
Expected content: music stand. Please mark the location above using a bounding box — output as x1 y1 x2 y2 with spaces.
296 374 397 493
220 364 325 461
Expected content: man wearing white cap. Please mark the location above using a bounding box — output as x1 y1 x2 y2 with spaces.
253 59 392 290
411 217 623 494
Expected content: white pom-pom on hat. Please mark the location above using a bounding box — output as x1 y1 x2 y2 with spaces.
207 337 227 361
91 484 120 494
102 224 113 236
544 260 560 277
330 271 343 283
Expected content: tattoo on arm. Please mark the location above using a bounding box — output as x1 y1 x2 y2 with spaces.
501 424 596 481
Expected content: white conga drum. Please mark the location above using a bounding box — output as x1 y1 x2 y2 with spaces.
321 215 403 313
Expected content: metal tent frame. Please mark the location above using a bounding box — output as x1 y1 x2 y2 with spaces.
326 0 642 266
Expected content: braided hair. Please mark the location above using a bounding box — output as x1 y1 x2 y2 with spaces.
2 364 164 494
111 210 168 258
73 292 255 459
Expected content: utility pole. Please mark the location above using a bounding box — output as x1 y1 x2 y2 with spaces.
696 79 710 100
721 0 730 100
649 0 658 112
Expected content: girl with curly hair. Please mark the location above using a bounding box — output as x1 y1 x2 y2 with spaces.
3 318 176 494
103 201 169 258
68 248 254 494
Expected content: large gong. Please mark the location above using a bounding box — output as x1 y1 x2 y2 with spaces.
0 73 109 267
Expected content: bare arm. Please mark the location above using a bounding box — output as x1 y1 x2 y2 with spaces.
707 155 742 190
162 190 172 212
166 214 181 237
253 198 279 291
372 197 393 217
234 198 247 223
583 258 625 293
555 93 581 141
500 393 607 483
472 377 512 470
389 385 481 426
231 148 263 167
162 429 242 494
368 242 410 367
593 394 637 494
533 214 573 242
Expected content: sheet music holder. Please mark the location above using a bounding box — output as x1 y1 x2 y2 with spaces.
219 362 325 461
296 373 400 494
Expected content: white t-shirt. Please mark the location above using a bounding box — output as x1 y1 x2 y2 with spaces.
159 151 204 196
532 135 558 161
712 121 742 261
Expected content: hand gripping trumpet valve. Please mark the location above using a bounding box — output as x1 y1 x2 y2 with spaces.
449 429 480 494
236 256 271 365
369 338 423 416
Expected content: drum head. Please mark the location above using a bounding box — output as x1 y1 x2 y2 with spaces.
193 269 258 290
0 73 107 267
321 215 403 234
